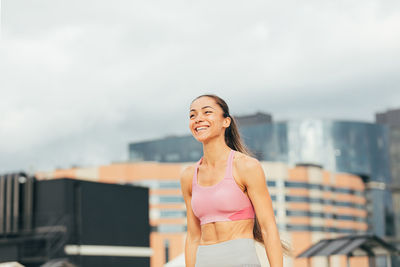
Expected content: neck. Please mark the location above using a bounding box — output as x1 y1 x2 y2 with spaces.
201 134 231 166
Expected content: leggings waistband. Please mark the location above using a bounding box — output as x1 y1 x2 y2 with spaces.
198 238 254 248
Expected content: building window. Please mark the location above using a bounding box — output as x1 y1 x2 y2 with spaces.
160 210 186 218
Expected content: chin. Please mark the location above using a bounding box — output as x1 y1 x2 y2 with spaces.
191 132 209 143
193 135 208 143
197 133 221 144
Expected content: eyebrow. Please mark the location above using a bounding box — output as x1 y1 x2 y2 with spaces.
190 106 215 112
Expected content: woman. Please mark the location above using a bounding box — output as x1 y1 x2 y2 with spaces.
180 94 284 267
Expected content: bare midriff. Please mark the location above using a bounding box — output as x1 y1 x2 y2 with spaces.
199 218 255 245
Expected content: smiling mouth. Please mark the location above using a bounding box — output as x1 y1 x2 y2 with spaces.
195 126 209 132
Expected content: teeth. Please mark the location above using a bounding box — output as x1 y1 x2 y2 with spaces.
196 127 207 131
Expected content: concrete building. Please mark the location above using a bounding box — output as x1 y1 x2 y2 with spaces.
37 161 369 267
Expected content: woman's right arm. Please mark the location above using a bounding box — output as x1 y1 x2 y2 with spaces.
180 166 201 267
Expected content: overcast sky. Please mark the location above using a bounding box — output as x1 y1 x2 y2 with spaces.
1 0 399 173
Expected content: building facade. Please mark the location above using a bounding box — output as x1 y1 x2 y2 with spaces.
37 161 369 267
376 108 400 242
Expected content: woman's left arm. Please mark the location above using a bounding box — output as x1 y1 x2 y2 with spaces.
237 156 283 267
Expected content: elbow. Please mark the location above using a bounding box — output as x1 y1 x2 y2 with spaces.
259 221 279 239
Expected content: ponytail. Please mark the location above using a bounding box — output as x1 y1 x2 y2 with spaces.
224 115 252 156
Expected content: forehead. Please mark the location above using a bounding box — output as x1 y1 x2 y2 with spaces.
190 96 218 110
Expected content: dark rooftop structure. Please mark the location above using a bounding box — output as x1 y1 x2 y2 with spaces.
376 108 400 127
297 234 399 267
234 111 272 126
0 174 151 267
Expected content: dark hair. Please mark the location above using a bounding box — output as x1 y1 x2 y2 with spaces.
192 94 291 255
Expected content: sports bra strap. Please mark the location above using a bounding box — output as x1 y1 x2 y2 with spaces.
225 150 235 178
192 158 202 186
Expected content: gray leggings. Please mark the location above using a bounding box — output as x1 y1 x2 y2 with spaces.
195 238 261 267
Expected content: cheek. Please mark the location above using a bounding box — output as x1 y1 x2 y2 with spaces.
189 120 195 131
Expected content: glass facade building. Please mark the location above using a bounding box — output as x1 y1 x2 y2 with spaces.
129 119 394 238
376 108 400 250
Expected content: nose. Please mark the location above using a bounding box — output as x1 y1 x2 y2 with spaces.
194 114 204 124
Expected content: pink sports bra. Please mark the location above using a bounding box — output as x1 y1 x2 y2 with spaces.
191 150 255 225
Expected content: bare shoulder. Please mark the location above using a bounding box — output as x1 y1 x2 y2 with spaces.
233 151 265 186
180 164 196 191
233 151 263 173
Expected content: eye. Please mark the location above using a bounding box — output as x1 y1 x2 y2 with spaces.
189 114 194 119
205 110 212 114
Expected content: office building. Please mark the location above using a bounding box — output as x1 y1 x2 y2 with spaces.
37 160 369 267
376 108 400 241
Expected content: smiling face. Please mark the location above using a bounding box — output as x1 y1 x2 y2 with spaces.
189 96 231 143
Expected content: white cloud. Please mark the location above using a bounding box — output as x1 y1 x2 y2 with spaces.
0 0 399 172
